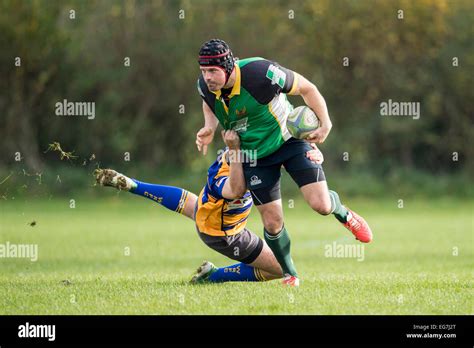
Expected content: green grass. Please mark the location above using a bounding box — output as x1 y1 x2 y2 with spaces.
0 195 472 314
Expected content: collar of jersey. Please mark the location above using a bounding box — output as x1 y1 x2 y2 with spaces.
210 64 241 100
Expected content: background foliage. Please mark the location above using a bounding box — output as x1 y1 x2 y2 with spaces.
0 0 472 198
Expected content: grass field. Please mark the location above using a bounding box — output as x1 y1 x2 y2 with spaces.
0 194 472 314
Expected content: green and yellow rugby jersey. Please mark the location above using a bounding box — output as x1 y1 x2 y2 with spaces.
197 57 298 159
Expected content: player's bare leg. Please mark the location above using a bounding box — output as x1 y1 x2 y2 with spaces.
300 181 373 243
181 195 197 221
249 241 283 280
300 180 332 215
256 199 284 234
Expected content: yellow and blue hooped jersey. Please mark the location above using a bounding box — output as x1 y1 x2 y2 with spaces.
195 150 253 237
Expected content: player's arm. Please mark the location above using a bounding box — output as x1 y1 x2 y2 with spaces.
196 73 220 155
196 101 219 155
203 100 219 131
288 73 333 144
221 130 246 199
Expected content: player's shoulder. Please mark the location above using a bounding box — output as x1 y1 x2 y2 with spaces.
238 57 274 76
239 57 293 104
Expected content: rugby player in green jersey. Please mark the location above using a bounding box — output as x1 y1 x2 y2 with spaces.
195 39 373 286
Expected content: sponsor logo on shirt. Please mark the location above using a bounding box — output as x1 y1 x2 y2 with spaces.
266 64 286 88
230 117 248 133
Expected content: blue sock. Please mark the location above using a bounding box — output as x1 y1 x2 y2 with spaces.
208 263 265 282
131 179 189 214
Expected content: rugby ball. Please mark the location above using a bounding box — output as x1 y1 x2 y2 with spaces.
286 106 320 139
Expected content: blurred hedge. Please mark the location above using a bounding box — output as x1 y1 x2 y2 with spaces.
0 0 472 198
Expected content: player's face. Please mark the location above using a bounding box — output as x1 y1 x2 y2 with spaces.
200 67 226 91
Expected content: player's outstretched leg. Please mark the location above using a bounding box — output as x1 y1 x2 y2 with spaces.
94 168 197 220
328 190 373 243
299 180 372 243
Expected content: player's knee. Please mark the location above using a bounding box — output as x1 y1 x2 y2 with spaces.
308 198 332 215
262 213 284 234
264 220 284 234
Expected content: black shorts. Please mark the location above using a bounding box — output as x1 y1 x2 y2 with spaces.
192 202 264 264
197 228 264 264
243 137 326 205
